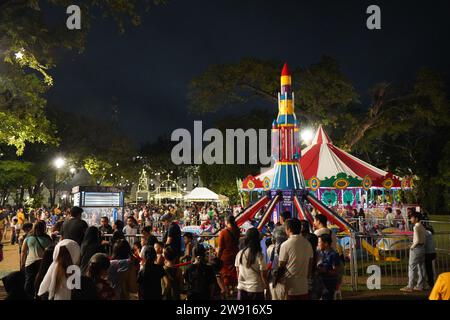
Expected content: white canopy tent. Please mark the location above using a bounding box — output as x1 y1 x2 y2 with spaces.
184 187 219 202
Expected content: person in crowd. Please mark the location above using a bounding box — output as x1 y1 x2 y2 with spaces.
2 271 30 300
38 239 96 300
161 213 182 260
141 226 158 251
60 206 88 246
17 207 26 227
394 209 405 229
152 209 161 223
300 220 318 253
424 225 436 288
317 233 342 300
385 207 395 227
34 245 55 299
154 241 165 265
99 217 113 235
184 243 216 300
51 219 64 243
20 221 53 298
313 214 337 250
301 220 321 300
142 210 152 227
137 246 165 300
200 209 209 224
344 209 353 220
10 217 19 245
80 226 102 274
161 246 183 300
268 210 291 300
357 208 365 219
86 253 116 300
108 239 138 299
138 226 157 267
235 227 268 300
181 232 194 262
111 220 126 246
211 257 227 299
0 208 9 244
401 212 427 292
277 218 313 300
217 215 240 293
429 272 450 300
123 217 138 248
132 242 143 268
18 222 33 255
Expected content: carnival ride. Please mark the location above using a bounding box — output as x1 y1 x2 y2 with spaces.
240 126 414 208
232 63 407 262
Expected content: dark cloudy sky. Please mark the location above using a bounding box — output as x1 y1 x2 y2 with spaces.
47 0 450 145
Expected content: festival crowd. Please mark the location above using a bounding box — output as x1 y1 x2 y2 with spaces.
0 202 445 300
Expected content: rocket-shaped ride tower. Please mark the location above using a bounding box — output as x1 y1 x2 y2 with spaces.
234 63 356 235
271 63 305 190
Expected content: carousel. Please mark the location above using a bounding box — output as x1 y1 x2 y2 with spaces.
240 125 415 216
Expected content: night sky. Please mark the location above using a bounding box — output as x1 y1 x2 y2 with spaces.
47 0 450 145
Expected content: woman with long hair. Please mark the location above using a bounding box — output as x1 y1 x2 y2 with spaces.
107 239 138 300
217 214 240 293
184 244 216 300
21 220 53 298
235 227 268 300
80 226 102 274
137 246 165 300
37 239 81 300
34 245 55 300
86 253 116 300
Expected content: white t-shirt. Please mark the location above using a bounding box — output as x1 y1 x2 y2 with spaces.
385 213 395 226
200 213 209 222
279 234 313 296
314 228 337 250
235 249 267 293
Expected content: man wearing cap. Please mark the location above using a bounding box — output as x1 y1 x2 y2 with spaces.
161 213 182 260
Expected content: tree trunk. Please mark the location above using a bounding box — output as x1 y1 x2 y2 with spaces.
19 187 25 206
346 83 388 150
0 189 7 206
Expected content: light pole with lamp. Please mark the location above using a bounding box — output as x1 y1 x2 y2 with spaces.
52 157 65 207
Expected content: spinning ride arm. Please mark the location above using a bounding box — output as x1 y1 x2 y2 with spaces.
235 194 270 227
256 194 280 231
293 195 314 226
305 193 354 232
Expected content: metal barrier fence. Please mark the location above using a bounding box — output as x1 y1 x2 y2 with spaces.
339 220 450 291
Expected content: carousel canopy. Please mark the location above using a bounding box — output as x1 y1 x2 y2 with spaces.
242 125 406 190
184 187 219 202
300 125 387 182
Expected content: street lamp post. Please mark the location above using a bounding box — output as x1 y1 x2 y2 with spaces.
52 157 65 207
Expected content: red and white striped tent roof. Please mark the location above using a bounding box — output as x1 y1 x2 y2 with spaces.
300 125 388 181
245 125 396 189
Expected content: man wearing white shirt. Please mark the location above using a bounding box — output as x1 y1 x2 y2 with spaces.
385 207 395 227
401 212 427 292
277 218 313 300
